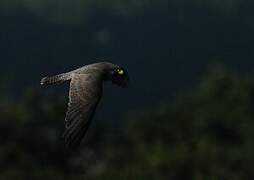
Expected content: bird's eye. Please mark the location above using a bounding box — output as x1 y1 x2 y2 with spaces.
118 69 124 75
116 68 124 75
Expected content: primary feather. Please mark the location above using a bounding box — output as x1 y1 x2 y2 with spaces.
41 62 129 148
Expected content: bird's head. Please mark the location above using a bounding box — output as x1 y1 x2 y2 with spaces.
107 65 129 88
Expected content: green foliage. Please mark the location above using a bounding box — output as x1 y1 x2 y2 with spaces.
0 0 242 24
0 0 165 24
1 65 254 179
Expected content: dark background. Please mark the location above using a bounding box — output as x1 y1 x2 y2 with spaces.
0 0 254 179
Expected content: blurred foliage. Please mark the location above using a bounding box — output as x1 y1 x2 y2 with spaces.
0 0 245 24
1 64 254 179
0 0 167 24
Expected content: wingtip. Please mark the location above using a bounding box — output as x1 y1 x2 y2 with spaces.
63 137 80 150
62 127 85 149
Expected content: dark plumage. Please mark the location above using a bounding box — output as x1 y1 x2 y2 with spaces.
41 62 129 148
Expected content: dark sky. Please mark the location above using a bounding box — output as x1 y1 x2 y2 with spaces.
0 0 254 122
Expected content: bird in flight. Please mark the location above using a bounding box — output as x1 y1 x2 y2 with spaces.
41 62 129 148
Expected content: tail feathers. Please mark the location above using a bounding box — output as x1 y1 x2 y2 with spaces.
41 73 71 86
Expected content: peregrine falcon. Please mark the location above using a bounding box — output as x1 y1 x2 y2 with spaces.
41 62 129 148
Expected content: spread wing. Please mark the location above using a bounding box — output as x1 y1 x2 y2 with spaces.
63 73 102 148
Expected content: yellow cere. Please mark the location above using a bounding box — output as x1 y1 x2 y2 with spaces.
118 69 124 75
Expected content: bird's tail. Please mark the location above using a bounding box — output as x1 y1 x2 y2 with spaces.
41 72 72 86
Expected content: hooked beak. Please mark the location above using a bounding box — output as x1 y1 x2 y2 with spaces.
121 76 130 88
113 75 129 88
